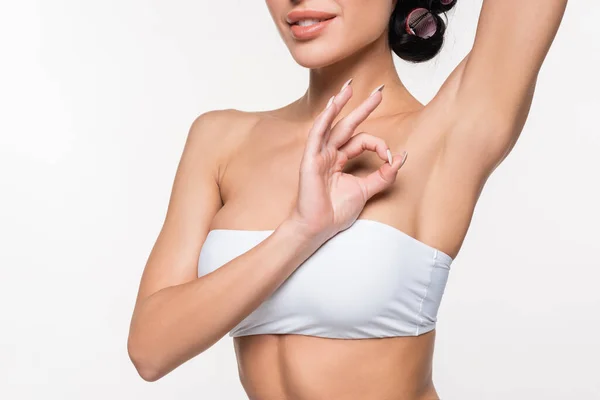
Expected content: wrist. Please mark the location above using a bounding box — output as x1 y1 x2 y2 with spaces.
277 217 330 246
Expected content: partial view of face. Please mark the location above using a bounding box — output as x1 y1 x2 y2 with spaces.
265 0 397 69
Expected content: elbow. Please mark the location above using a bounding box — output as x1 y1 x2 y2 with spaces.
135 365 163 383
127 335 166 382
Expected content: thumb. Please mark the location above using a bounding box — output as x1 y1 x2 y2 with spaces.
360 151 407 201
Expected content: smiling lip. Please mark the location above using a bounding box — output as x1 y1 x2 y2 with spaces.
286 9 337 41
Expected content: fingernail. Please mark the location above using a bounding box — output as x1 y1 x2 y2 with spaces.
326 95 335 109
340 78 353 92
399 151 408 168
369 84 385 97
386 148 393 166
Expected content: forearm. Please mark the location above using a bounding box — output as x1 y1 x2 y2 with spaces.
128 219 325 381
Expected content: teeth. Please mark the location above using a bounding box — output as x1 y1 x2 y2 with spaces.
296 19 324 27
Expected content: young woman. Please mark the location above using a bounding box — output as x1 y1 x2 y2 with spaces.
127 0 567 398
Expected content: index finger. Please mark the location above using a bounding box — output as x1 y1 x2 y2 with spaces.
328 84 384 149
304 84 354 156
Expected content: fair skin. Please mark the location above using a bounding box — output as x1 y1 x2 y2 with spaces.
128 0 568 398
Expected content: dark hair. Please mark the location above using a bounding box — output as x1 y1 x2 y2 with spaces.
388 0 457 63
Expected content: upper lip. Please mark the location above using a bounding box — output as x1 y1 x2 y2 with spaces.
285 9 337 25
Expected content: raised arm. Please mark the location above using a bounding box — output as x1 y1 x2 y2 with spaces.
126 110 327 382
438 0 568 177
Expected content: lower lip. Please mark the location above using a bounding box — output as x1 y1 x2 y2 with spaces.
289 18 335 40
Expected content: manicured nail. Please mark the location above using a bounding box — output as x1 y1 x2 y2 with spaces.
369 84 385 96
340 78 353 92
386 148 393 165
326 95 335 109
399 151 408 168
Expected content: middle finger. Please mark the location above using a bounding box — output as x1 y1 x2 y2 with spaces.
328 84 385 149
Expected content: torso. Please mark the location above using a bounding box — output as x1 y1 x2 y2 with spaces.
205 96 484 399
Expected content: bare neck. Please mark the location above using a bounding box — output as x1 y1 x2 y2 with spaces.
298 34 422 122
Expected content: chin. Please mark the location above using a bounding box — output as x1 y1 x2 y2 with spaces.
288 41 354 69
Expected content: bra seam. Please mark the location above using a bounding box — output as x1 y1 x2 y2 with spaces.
415 249 438 336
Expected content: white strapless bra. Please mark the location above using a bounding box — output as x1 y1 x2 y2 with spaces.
197 218 453 339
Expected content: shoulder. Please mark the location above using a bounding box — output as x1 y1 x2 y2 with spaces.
184 108 268 174
186 108 268 149
189 108 263 137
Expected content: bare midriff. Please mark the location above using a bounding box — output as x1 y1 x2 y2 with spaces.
234 332 440 400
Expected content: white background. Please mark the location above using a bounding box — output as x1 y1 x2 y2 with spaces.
1 1 599 399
